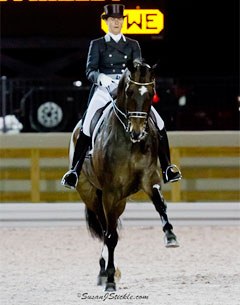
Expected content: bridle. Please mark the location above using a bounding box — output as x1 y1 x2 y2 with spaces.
128 78 155 86
126 77 155 120
112 76 155 137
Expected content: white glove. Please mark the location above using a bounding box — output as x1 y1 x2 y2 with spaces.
97 73 113 87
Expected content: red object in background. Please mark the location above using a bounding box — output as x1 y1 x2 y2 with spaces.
152 93 160 103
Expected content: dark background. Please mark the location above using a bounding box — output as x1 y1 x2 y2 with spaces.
1 0 239 131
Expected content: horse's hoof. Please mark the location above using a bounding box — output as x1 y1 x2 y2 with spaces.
164 234 180 248
97 275 107 286
165 239 180 248
105 282 116 292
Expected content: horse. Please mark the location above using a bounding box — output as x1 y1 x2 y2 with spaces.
70 60 179 291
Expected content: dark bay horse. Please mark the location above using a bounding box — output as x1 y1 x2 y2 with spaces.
70 60 179 291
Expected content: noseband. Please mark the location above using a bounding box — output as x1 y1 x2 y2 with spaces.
113 77 155 135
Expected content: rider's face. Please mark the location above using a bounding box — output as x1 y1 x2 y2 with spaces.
106 17 124 35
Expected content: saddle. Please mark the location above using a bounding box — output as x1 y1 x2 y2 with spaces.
89 101 111 136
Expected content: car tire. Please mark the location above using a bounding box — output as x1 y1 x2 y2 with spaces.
29 100 69 132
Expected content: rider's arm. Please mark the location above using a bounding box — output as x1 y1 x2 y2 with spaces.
86 39 101 84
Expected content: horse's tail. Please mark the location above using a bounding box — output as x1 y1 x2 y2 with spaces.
85 208 104 241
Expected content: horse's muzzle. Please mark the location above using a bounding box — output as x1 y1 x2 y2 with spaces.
127 111 148 143
129 129 147 143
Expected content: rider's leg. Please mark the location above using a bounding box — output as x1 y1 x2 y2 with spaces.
61 87 111 189
158 127 182 183
150 107 182 184
61 131 91 189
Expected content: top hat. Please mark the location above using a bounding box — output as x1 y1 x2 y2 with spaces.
101 4 126 20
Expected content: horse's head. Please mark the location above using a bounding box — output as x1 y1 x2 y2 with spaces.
115 59 155 143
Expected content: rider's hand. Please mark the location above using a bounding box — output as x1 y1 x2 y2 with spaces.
97 73 113 87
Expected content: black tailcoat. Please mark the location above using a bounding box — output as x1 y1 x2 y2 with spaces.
86 34 141 84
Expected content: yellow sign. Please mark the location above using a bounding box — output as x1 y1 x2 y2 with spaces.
101 9 164 35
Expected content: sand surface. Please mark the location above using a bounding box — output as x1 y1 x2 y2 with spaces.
1 225 240 305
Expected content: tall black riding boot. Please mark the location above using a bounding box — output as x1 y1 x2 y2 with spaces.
158 128 182 184
61 131 91 189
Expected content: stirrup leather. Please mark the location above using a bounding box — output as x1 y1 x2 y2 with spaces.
61 170 79 189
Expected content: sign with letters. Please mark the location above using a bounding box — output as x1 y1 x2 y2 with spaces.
101 9 164 35
1 3 164 36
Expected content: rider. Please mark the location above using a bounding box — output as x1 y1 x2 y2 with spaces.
61 4 182 189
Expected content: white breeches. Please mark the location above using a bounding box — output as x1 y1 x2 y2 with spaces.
82 86 115 136
82 84 165 136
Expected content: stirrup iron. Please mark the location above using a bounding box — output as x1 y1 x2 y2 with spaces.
164 164 182 184
61 170 79 189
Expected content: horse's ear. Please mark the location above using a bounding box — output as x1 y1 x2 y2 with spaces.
152 60 168 77
127 58 142 73
152 63 158 78
133 58 142 67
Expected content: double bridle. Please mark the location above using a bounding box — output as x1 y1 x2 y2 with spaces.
113 77 155 135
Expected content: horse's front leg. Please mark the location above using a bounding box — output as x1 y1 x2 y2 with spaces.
98 237 121 288
151 184 179 247
104 226 118 291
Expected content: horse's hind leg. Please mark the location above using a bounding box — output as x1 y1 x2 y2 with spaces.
151 184 179 248
95 191 122 289
79 183 108 285
97 248 107 286
95 190 108 286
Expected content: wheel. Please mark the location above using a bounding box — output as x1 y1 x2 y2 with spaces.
30 100 68 132
29 90 73 132
20 85 89 132
37 101 63 129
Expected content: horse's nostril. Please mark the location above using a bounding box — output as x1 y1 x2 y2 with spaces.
130 131 143 143
131 131 139 139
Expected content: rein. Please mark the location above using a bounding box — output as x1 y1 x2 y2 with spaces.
112 101 128 131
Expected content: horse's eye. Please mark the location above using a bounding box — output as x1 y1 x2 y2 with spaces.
126 89 134 97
